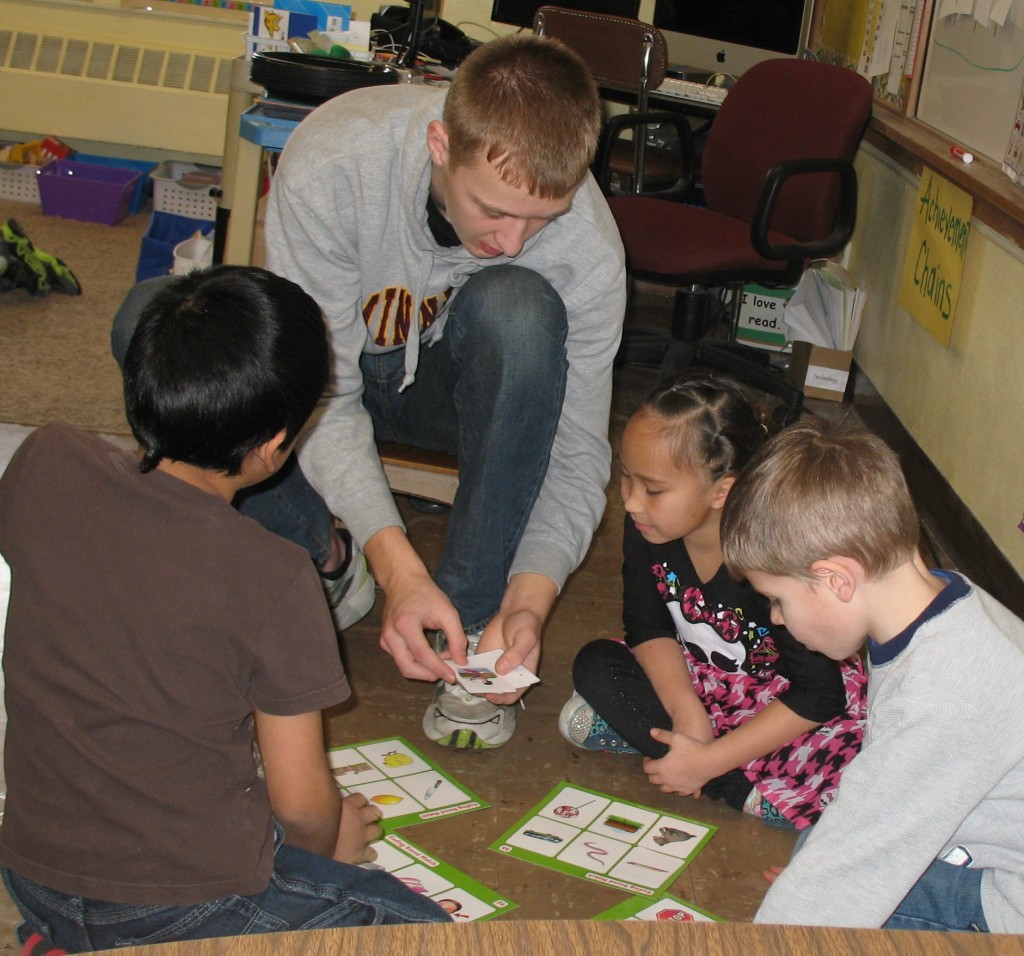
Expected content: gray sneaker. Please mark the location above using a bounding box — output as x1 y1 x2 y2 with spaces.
422 681 516 749
322 530 376 631
421 628 516 749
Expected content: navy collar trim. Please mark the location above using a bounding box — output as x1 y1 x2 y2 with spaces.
868 570 969 665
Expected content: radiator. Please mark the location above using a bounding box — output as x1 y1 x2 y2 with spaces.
0 15 240 162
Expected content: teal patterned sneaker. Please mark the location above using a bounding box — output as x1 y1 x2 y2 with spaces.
558 692 639 754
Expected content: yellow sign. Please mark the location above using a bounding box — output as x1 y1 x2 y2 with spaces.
897 168 973 347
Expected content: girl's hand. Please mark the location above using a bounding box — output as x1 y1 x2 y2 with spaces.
642 727 716 797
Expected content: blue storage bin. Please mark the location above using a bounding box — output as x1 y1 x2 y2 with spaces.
72 153 157 215
136 211 214 282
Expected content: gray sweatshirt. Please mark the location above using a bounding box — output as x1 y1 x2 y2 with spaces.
265 84 626 590
755 573 1024 932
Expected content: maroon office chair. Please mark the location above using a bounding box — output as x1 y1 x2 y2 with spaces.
595 56 873 391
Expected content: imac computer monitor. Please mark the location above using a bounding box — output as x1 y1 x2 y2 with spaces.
491 0 640 32
650 0 813 77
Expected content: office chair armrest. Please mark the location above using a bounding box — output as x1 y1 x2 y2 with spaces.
750 157 857 261
594 111 696 201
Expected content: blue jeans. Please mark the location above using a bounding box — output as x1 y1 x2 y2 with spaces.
789 829 989 932
3 836 450 952
110 266 567 627
883 859 989 932
359 266 568 629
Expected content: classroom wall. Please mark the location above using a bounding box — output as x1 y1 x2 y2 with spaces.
848 143 1024 580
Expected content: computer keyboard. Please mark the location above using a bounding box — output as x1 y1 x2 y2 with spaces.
654 76 729 106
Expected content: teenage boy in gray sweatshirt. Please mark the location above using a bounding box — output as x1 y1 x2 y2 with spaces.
259 34 627 750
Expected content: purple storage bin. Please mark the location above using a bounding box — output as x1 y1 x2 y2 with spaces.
37 159 142 226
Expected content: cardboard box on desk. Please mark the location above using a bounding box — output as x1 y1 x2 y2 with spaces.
788 341 853 402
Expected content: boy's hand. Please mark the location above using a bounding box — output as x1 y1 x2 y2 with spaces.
474 609 542 705
335 792 384 865
366 527 466 681
764 864 785 884
643 728 715 798
468 571 554 704
379 575 467 682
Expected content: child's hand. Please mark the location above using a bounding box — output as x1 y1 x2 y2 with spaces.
335 792 384 865
642 727 715 798
764 865 785 884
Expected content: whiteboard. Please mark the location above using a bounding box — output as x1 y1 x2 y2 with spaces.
916 6 1024 162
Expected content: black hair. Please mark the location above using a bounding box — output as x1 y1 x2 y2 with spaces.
638 372 770 481
123 265 329 475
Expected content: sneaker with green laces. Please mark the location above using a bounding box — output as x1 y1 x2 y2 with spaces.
421 629 516 749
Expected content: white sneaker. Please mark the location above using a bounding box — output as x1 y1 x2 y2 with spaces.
422 628 516 749
322 530 376 631
422 681 516 750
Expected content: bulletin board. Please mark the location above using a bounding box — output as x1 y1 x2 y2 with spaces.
915 4 1024 163
807 0 934 116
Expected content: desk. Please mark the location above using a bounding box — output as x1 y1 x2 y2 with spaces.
101 918 1024 956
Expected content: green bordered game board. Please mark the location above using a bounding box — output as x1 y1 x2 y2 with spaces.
490 781 716 896
368 832 517 922
594 892 720 922
328 736 489 831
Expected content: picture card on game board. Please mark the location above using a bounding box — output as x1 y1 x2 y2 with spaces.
365 833 517 922
489 781 716 896
593 893 720 922
327 736 488 830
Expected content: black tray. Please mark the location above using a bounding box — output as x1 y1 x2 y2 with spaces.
250 52 400 105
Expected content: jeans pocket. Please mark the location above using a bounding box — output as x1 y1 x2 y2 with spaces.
111 897 288 948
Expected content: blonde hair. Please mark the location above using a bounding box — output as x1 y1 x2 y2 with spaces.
442 34 601 198
721 416 920 581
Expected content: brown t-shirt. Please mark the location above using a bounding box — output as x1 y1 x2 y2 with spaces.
0 423 350 905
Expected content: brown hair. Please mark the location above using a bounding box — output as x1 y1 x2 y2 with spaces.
442 34 601 198
636 374 770 482
721 416 920 581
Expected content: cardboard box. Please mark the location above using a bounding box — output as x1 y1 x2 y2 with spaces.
735 283 793 352
788 341 853 402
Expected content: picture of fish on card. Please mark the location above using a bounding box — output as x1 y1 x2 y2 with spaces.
449 649 540 696
327 736 488 830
